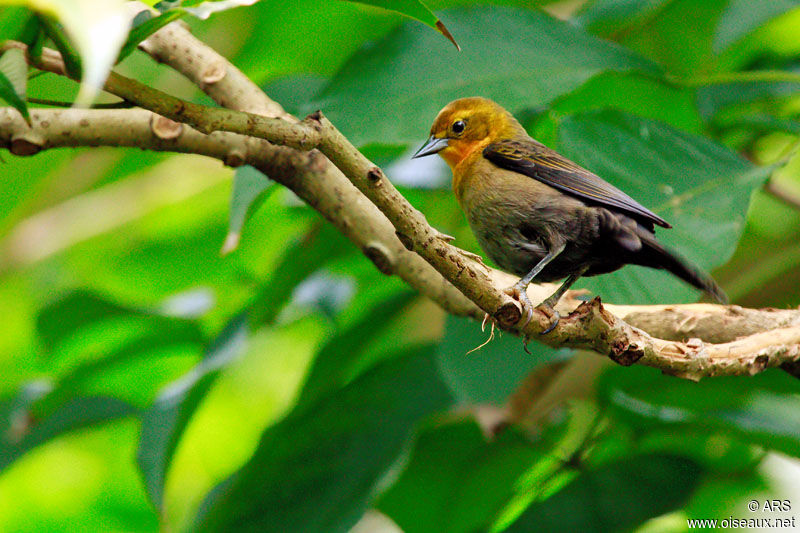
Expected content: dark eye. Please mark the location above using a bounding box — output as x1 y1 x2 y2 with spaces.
452 120 466 134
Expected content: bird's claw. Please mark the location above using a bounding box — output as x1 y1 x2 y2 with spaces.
502 285 535 328
503 284 560 335
537 304 560 335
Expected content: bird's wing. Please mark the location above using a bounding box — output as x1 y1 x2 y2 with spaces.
483 139 671 229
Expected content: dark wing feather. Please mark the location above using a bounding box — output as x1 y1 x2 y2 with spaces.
483 139 671 229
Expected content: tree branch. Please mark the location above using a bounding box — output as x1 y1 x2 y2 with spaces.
3 32 800 382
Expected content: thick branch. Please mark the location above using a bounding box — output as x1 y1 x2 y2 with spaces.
4 31 800 381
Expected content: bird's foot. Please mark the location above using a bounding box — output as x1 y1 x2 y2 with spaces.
536 303 560 335
502 284 534 328
503 285 561 336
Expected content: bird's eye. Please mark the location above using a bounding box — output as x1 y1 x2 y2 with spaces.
451 120 466 135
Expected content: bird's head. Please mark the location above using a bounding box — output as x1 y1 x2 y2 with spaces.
413 97 525 169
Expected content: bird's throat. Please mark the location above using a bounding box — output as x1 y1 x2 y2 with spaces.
440 138 488 170
442 139 490 200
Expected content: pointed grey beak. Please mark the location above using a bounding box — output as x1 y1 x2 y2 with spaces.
412 136 449 158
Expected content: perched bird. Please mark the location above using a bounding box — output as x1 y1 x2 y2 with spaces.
413 97 727 333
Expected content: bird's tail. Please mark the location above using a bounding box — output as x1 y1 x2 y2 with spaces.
636 232 728 304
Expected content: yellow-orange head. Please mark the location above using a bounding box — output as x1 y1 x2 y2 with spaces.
413 97 526 170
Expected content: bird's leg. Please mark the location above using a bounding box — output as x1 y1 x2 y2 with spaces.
538 267 588 335
503 243 566 327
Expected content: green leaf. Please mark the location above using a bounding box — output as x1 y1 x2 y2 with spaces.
0 48 29 124
555 110 770 304
261 74 328 117
220 165 275 255
138 315 248 509
33 322 204 417
504 454 703 533
37 14 83 79
23 2 131 105
696 74 800 121
37 290 203 363
715 114 800 137
598 366 800 458
248 223 352 326
194 350 452 532
33 290 205 416
181 0 258 18
0 6 32 37
314 6 658 148
285 270 356 320
295 290 416 407
637 428 764 474
377 419 543 533
117 9 187 62
344 0 460 49
37 290 128 350
538 72 704 134
0 395 135 471
436 315 571 405
118 1 264 63
574 0 668 36
607 0 729 77
714 0 800 52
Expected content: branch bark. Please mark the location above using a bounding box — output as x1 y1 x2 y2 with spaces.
2 33 799 383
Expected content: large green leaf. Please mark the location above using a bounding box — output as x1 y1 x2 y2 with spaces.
555 110 769 304
137 315 248 509
314 6 658 148
611 0 729 77
34 325 203 417
295 290 417 407
536 72 704 135
574 0 668 36
714 0 800 52
345 0 459 49
36 290 203 370
248 223 352 326
696 74 800 121
504 454 703 532
598 366 800 458
28 290 204 420
0 395 135 471
194 350 452 532
229 0 403 83
377 419 542 533
36 290 126 350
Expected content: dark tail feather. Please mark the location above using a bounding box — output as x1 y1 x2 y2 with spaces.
636 233 728 304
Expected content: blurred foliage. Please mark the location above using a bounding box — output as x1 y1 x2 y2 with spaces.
1 0 799 532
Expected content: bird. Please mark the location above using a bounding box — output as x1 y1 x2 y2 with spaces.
412 97 727 334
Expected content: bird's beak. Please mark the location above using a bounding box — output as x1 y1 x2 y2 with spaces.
412 136 449 158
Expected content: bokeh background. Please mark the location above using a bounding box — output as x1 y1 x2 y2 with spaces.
1 0 800 531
